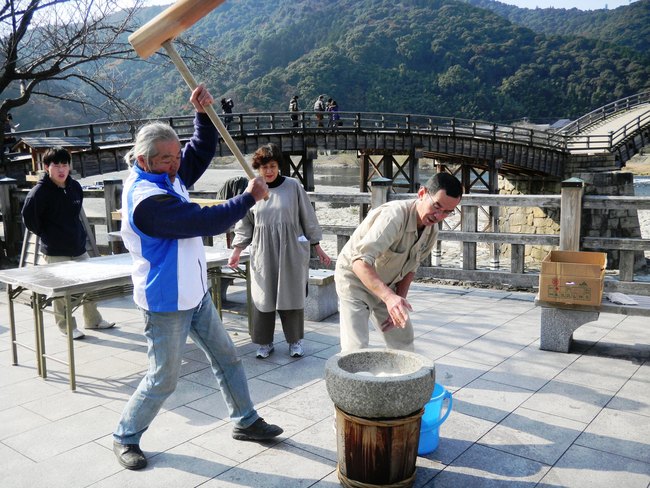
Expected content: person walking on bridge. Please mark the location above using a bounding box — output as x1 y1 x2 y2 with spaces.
220 97 234 130
289 95 300 127
313 95 326 127
328 100 340 127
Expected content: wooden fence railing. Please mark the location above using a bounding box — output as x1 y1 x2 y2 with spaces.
1 177 648 295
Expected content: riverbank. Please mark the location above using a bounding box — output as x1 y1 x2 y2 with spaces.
625 152 650 175
80 152 649 273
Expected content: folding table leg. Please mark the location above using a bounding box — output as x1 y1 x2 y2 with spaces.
8 285 19 366
35 293 46 378
64 294 76 390
215 273 223 319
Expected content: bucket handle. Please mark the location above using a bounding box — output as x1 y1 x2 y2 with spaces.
432 389 453 429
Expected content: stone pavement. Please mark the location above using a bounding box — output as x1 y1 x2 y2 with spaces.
1 281 649 488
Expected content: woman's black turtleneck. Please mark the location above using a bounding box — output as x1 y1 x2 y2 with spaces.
267 174 285 188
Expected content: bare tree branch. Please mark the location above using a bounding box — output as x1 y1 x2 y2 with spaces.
0 0 227 156
1 0 147 152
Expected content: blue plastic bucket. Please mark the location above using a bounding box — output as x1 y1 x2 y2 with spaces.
418 383 453 455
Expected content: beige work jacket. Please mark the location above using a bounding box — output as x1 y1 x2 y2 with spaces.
335 199 438 296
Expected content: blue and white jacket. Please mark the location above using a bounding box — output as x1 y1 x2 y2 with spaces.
121 113 255 312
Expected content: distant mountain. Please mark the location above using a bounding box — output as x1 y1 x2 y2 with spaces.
12 0 650 130
463 0 650 56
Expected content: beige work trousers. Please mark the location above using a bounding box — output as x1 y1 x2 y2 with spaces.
44 253 103 331
337 291 414 353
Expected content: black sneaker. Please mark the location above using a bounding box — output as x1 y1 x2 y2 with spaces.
232 418 284 441
113 440 147 470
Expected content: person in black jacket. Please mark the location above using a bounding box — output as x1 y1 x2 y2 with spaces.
289 95 299 127
220 97 234 130
21 147 115 339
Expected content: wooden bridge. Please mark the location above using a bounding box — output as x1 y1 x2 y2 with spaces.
3 91 649 191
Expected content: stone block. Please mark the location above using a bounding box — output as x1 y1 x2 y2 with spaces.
539 307 600 353
325 349 435 418
305 269 338 321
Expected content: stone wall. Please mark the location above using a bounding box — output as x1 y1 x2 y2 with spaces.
498 175 560 266
573 169 645 270
498 153 645 271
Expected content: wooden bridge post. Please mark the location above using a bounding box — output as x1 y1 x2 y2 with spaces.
103 178 123 254
462 205 478 270
559 177 584 251
410 148 421 192
304 148 316 192
359 152 370 221
0 177 19 258
461 165 472 196
382 153 394 182
370 177 392 210
489 160 500 270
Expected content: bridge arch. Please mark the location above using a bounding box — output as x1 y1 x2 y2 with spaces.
3 91 648 190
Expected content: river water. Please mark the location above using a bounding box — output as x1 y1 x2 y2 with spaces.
80 166 649 250
316 167 650 198
635 176 650 197
80 163 650 195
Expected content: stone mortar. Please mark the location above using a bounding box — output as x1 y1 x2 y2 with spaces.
325 349 435 419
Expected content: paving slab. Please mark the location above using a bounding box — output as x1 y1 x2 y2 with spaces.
478 406 586 465
0 282 648 487
576 408 650 463
521 378 616 424
540 444 650 488
427 443 550 487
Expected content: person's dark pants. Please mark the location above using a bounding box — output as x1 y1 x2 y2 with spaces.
250 304 304 344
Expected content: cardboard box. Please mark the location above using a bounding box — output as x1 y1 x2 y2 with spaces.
539 250 607 306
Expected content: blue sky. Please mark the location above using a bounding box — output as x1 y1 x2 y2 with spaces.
498 0 638 9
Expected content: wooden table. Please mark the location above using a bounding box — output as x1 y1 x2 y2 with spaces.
0 248 250 390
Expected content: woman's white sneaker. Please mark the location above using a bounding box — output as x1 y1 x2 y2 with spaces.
256 343 274 359
289 340 304 357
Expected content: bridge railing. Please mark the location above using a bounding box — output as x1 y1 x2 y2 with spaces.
565 107 650 153
9 111 569 152
8 100 649 160
225 112 569 150
559 91 650 135
609 107 650 150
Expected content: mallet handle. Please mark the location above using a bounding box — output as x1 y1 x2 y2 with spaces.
162 40 256 180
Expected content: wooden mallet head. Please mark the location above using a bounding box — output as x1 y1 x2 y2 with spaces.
129 0 225 59
127 0 261 183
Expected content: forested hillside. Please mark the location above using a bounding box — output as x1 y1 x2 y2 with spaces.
464 0 650 56
11 0 650 130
